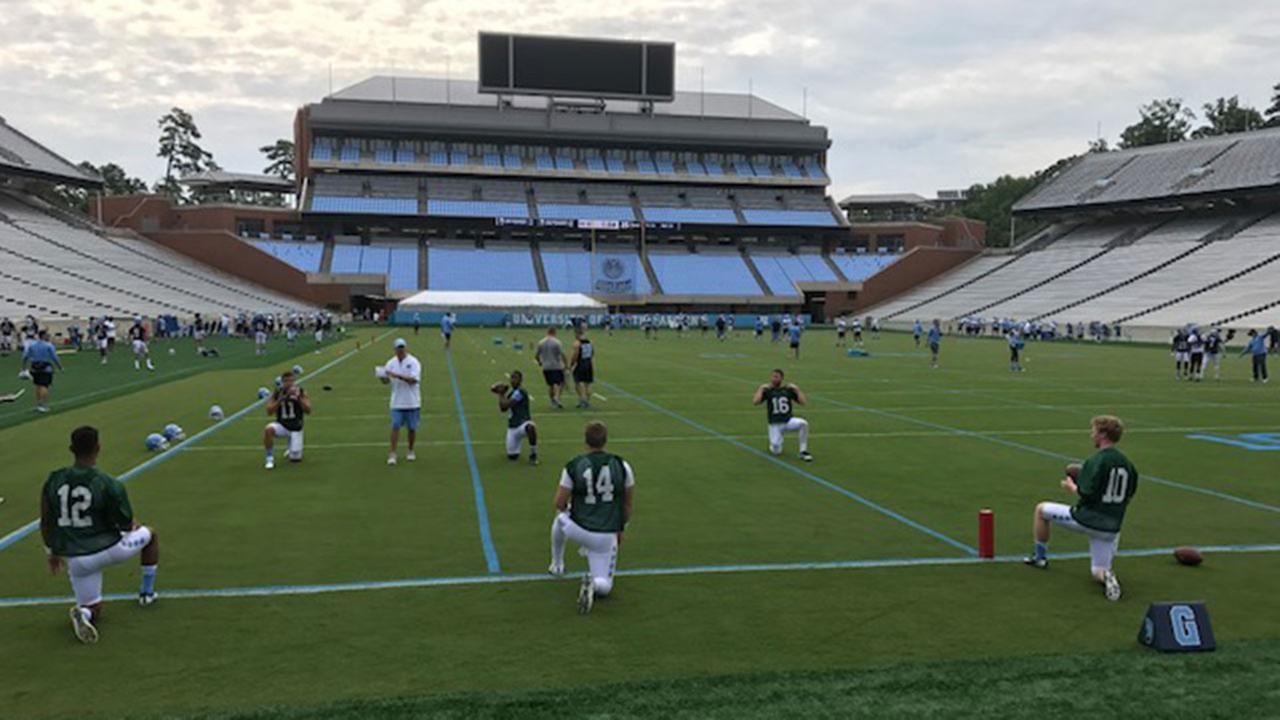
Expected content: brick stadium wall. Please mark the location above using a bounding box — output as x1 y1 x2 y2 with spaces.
143 230 350 309
824 246 983 317
90 195 298 234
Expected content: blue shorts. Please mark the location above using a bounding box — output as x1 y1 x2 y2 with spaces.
390 408 421 431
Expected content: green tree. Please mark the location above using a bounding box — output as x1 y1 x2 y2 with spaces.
259 139 295 181
156 107 216 201
956 155 1078 247
1191 96 1264 138
1264 82 1280 128
79 161 148 195
1118 98 1195 148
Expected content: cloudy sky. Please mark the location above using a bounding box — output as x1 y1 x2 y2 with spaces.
3 0 1279 199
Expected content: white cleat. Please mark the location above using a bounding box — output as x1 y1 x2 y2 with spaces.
69 606 98 645
1103 571 1122 602
406 450 416 462
577 575 595 615
548 562 564 577
387 454 397 466
265 456 274 470
138 592 157 607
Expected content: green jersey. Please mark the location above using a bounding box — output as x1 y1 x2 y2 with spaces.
562 451 633 533
273 388 306 432
41 466 134 557
762 386 797 424
505 387 531 429
1071 446 1138 533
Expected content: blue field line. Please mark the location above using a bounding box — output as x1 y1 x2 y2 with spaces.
0 331 393 554
445 349 502 574
3 543 1277 609
814 394 1280 515
600 380 978 556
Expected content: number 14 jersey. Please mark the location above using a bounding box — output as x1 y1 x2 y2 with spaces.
560 451 635 533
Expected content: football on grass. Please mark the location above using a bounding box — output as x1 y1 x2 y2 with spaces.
1174 547 1203 566
1065 463 1082 479
490 382 509 395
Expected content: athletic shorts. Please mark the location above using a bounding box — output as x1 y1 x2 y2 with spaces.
789 342 800 349
390 407 421 431
132 340 147 355
552 512 618 596
67 527 152 606
837 331 846 338
1174 352 1189 363
542 369 565 387
1040 502 1120 573
255 332 267 345
929 342 940 353
31 371 53 387
267 422 304 459
506 420 534 456
573 362 594 384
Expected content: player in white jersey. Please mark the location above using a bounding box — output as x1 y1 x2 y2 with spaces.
128 320 154 371
835 317 847 347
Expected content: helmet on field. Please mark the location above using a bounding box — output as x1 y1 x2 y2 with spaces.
144 433 169 452
257 387 271 399
163 423 185 441
292 364 303 376
209 404 225 420
273 376 283 388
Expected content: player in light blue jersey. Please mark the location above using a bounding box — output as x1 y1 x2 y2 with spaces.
440 314 455 349
787 322 803 359
927 320 941 368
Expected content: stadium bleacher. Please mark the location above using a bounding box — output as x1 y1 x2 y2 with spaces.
540 244 652 295
647 249 762 295
255 241 324 273
428 243 539 292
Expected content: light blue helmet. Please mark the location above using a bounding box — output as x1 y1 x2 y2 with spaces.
257 387 271 399
292 364 303 376
273 376 284 388
163 423 185 441
209 404 225 420
145 433 169 452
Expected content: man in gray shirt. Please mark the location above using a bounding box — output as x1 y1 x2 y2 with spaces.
535 327 566 409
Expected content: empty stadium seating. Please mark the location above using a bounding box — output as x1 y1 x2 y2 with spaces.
428 243 539 291
0 194 314 318
751 252 836 294
255 241 324 273
540 244 652 295
830 253 898 281
311 196 417 215
647 249 762 295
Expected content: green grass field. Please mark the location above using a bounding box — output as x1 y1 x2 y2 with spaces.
2 325 1278 719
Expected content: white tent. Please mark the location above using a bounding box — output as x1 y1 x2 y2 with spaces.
396 290 605 313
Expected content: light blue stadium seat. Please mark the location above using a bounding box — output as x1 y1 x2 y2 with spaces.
374 149 394 164
804 165 827 180
635 157 657 174
705 162 724 175
541 249 651 294
781 162 803 178
605 158 625 173
359 245 390 275
535 155 555 170
648 252 762 295
655 159 676 174
832 253 897 281
503 154 523 168
554 156 575 171
429 151 448 165
311 196 417 215
330 245 362 273
753 162 777 177
586 157 607 172
253 241 323 273
428 246 539 291
427 200 529 218
740 209 837 227
537 204 636 222
641 207 738 224
483 153 502 167
685 161 706 175
450 152 469 165
733 161 755 177
339 147 361 162
387 247 419 290
752 253 837 294
311 146 332 162
395 149 416 164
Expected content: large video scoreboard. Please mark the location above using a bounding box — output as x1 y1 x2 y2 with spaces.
478 32 675 102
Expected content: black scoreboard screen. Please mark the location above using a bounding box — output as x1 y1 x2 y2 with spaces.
479 32 675 102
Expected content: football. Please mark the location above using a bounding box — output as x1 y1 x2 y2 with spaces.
1065 463 1082 479
490 382 509 395
1174 547 1203 566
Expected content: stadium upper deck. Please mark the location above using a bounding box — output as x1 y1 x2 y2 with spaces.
293 76 846 240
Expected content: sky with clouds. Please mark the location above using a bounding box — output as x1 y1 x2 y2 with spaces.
3 0 1279 199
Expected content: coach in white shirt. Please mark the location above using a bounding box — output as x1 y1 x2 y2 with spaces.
383 338 422 465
